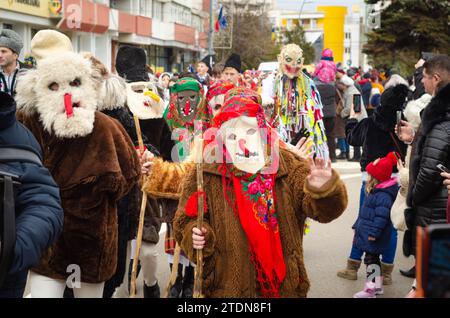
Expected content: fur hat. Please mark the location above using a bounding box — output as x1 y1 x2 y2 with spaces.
366 152 399 182
0 29 23 54
115 46 149 82
224 53 241 73
31 30 73 63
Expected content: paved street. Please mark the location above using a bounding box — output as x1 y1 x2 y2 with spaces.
134 160 415 298
24 161 415 298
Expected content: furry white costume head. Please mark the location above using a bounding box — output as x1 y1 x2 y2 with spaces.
16 52 98 138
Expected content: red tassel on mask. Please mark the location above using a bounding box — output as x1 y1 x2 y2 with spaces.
64 93 73 118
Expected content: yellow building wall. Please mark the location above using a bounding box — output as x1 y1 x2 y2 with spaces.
317 6 347 64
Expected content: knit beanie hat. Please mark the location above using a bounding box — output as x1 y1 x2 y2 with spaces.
224 53 241 73
116 45 149 82
321 48 333 61
31 30 73 63
0 29 23 54
366 152 399 182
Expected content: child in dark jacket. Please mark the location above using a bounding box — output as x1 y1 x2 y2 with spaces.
354 152 399 298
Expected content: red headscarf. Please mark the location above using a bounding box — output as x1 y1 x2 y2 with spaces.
206 80 235 102
212 96 286 297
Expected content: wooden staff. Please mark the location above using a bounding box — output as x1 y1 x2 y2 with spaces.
130 114 147 298
164 242 181 298
193 136 204 298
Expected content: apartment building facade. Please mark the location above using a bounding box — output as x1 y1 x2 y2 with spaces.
0 0 210 72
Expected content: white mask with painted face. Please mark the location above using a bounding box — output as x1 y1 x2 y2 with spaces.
126 81 165 119
209 94 226 117
220 116 266 174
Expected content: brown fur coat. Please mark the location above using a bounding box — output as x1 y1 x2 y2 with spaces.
173 148 348 297
19 111 141 283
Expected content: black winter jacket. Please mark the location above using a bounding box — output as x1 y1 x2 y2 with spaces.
407 83 450 227
314 79 336 118
345 84 408 171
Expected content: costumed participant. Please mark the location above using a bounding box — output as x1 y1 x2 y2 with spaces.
82 53 161 298
173 95 348 297
264 44 329 160
15 40 141 297
116 46 175 162
164 77 211 161
206 79 235 117
222 53 243 86
114 47 171 298
145 77 210 298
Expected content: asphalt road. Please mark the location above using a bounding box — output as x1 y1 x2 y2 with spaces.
135 160 415 298
24 160 415 298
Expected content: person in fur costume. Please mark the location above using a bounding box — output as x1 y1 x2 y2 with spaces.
81 53 162 298
14 49 141 297
262 44 329 160
173 95 348 298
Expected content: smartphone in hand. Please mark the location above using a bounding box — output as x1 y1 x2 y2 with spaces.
436 164 450 174
353 94 362 113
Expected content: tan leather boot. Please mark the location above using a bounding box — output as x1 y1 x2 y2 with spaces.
381 262 394 285
337 258 361 280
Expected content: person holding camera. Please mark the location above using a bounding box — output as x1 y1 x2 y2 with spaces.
397 55 450 258
336 83 408 285
337 75 367 161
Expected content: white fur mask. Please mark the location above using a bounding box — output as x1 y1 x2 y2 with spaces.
220 116 266 174
126 81 165 119
16 52 97 138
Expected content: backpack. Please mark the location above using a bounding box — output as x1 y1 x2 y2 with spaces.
0 146 42 287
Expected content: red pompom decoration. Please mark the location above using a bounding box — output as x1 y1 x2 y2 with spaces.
185 191 208 218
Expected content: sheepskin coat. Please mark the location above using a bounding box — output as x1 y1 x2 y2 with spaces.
18 111 141 283
173 148 348 297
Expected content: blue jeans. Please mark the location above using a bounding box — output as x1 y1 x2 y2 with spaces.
349 181 398 264
337 138 349 152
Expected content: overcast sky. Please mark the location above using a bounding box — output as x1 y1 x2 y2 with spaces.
275 0 366 12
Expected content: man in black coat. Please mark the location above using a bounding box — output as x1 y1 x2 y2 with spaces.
346 84 409 172
0 92 63 297
402 55 450 257
314 77 337 162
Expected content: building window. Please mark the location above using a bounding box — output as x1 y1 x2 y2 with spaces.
153 1 163 20
192 15 203 32
345 47 351 54
345 32 351 39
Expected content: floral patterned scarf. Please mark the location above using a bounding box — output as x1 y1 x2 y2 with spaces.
213 96 286 297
